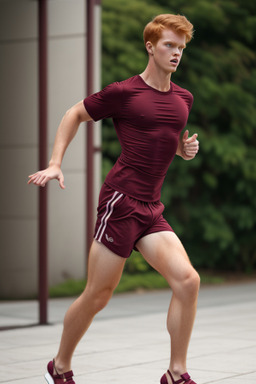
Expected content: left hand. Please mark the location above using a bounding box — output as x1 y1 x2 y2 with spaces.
179 130 199 160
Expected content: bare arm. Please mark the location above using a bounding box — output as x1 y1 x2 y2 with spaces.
28 100 92 188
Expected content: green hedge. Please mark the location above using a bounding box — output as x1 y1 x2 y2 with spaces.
101 0 256 272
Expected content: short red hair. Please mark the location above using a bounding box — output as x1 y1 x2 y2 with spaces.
143 14 194 46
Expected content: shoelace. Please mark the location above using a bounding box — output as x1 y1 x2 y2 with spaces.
168 371 196 384
53 360 74 383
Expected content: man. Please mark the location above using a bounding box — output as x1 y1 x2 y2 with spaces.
28 14 199 384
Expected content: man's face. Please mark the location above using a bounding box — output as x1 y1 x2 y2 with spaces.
150 29 186 74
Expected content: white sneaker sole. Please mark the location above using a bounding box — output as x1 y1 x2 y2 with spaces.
45 372 54 384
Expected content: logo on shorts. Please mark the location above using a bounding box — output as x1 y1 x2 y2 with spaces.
105 234 114 243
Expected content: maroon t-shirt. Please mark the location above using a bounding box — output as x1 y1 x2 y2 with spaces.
83 75 193 202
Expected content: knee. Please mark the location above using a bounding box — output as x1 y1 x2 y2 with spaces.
188 269 200 291
183 269 200 300
94 288 113 313
173 268 200 302
84 286 114 314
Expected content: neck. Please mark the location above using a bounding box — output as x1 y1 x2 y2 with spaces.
140 64 172 92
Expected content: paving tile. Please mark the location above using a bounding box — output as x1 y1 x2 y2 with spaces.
0 283 256 383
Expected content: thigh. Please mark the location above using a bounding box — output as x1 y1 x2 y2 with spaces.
86 240 126 293
136 231 194 288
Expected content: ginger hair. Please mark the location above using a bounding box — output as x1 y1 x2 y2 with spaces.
143 14 194 46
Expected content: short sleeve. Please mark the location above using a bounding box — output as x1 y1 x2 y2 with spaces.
187 92 194 112
83 82 123 122
182 89 194 113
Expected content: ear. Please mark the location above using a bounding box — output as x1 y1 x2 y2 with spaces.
145 41 154 55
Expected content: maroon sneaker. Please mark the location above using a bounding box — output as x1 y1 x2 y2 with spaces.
160 370 196 384
45 359 75 384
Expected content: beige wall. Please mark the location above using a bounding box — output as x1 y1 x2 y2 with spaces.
0 0 101 299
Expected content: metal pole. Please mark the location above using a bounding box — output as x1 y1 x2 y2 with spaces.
86 0 94 259
38 0 48 325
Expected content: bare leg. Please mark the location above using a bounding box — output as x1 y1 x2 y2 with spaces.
54 240 126 373
136 231 200 382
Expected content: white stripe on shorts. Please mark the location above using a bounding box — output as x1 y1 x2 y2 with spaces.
95 191 123 242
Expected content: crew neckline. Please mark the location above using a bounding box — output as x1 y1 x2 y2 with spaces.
137 75 172 94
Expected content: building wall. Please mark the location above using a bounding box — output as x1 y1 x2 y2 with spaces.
0 0 101 299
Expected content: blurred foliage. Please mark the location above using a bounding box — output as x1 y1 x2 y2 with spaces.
49 270 225 298
101 0 256 272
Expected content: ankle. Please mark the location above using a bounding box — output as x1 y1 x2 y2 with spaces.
54 357 71 374
169 365 187 381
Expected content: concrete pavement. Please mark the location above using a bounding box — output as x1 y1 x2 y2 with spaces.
0 281 256 383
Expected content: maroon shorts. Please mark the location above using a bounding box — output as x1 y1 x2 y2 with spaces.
94 183 173 258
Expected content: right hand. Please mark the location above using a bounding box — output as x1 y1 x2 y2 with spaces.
27 164 65 189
